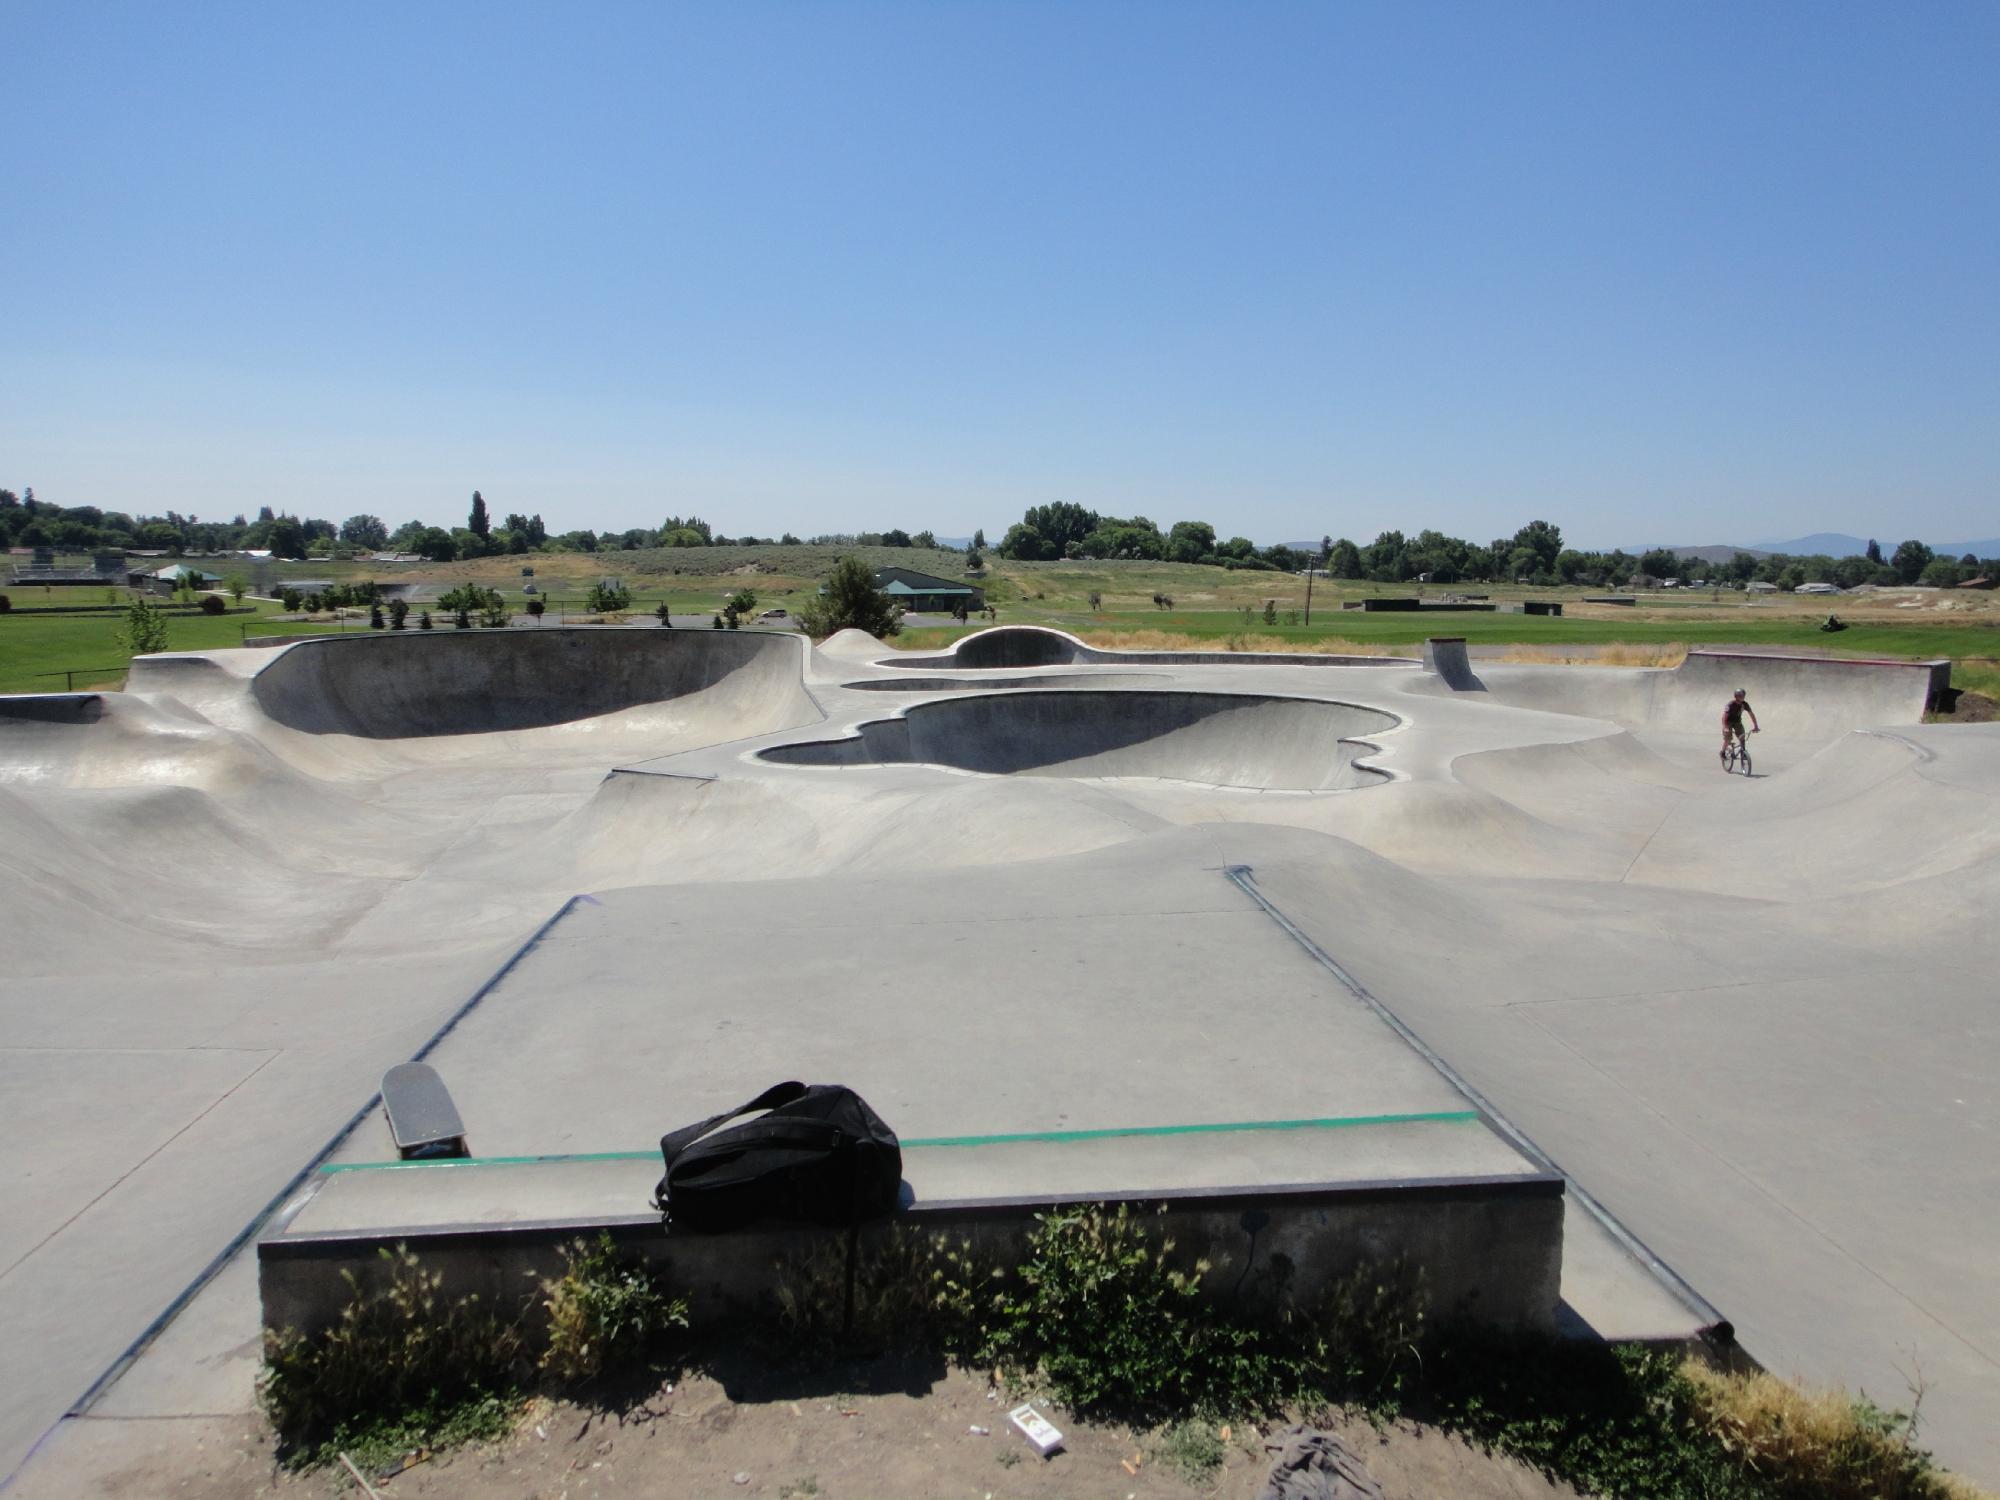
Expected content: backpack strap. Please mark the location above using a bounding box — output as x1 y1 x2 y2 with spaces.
659 1081 808 1170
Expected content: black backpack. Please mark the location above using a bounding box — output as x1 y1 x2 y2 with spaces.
652 1082 903 1233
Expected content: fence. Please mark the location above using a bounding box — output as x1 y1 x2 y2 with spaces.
34 666 131 692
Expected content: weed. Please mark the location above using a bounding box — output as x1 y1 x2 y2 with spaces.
778 1475 820 1498
259 1245 524 1463
1157 1418 1227 1480
1282 1256 1429 1412
774 1227 990 1359
298 1392 515 1477
1683 1361 1983 1499
996 1446 1022 1468
540 1233 689 1382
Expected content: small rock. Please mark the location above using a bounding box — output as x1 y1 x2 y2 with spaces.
733 1472 751 1486
968 1424 989 1435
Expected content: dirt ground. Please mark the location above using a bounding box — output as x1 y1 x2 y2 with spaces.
1931 689 1998 723
106 1365 1580 1500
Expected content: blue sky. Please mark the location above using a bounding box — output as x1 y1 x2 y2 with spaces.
3 2 1994 549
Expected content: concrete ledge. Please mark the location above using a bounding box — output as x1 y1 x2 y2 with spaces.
260 1169 1565 1340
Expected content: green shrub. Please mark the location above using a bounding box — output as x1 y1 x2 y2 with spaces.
418 609 433 630
388 598 409 629
1 594 13 613
539 1233 688 1383
980 1204 1282 1419
438 583 503 616
199 592 227 615
586 579 631 613
1422 1333 1764 1499
259 1246 524 1459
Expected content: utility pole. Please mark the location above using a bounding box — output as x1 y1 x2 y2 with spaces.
1304 534 1330 626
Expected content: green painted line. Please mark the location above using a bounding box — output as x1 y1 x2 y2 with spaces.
902 1110 1480 1149
316 1110 1481 1175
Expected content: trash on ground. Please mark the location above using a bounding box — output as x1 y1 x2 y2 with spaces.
1008 1402 1064 1457
1257 1425 1384 1500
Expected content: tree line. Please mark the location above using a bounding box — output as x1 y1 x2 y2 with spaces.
6 483 1989 590
0 488 954 565
996 504 1994 590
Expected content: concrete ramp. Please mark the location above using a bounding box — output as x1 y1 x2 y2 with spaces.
246 629 815 739
1423 636 1485 691
1479 650 1946 742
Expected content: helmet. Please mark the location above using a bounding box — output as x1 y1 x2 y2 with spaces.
1734 688 1747 698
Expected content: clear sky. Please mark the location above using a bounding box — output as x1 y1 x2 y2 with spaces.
3 2 1995 549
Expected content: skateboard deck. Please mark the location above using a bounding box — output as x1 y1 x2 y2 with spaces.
381 1061 468 1159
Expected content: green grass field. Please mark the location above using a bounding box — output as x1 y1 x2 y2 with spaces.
7 555 1996 703
0 600 335 693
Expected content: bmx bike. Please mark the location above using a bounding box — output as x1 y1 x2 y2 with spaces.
1722 727 1755 775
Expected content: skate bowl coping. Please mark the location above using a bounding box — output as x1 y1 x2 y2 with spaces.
246 628 816 739
760 689 1397 790
883 625 1417 670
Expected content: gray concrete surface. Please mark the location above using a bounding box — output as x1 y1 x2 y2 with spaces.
2 624 1995 1488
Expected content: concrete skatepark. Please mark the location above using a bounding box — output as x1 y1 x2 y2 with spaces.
1 624 1996 1489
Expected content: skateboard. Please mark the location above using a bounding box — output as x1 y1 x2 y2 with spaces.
381 1061 469 1160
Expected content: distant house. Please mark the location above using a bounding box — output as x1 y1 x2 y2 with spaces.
871 566 986 613
1745 580 1780 593
1958 576 1994 590
1796 582 1840 595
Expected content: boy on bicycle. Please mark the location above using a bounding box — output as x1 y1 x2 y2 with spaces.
1721 688 1759 763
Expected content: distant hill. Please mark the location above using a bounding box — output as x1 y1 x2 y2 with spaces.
1643 543 1771 565
1751 532 2000 558
1622 535 2000 563
1750 533 1871 557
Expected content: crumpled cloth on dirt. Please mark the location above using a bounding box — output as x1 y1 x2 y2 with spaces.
1256 1425 1385 1500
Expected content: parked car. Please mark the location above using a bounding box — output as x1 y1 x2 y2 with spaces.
758 607 788 619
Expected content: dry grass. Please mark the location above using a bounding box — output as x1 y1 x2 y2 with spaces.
1491 642 1689 668
1070 629 1403 656
1682 1361 1993 1500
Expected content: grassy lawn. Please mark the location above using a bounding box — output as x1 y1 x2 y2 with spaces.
9 551 1996 701
0 599 327 693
